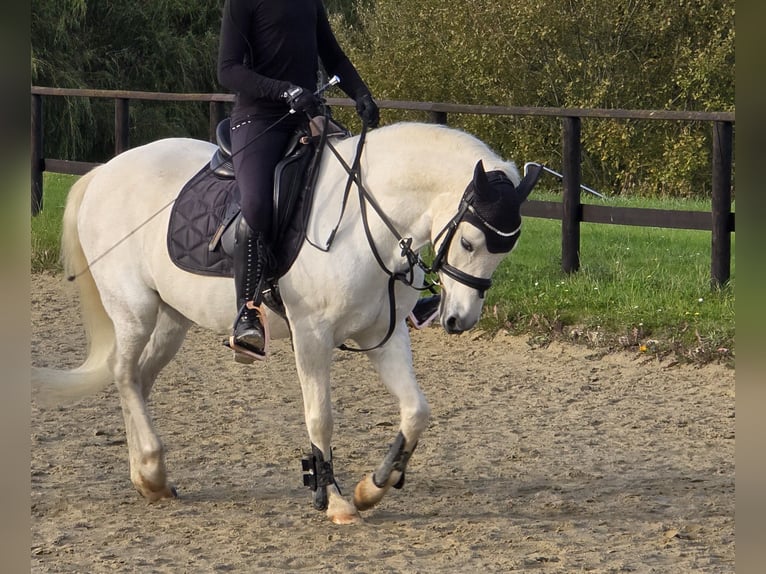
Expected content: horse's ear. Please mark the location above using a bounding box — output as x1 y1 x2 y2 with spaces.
516 163 543 202
473 160 490 196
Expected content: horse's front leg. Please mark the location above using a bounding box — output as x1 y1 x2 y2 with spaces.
292 327 360 524
354 323 430 512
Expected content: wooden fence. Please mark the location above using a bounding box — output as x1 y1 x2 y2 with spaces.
30 87 735 287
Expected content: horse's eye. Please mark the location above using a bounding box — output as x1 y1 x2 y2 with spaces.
460 237 474 252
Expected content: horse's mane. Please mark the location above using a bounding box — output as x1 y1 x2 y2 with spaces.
363 122 519 185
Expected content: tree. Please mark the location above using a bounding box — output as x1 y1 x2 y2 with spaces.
332 0 734 196
32 0 223 162
32 0 734 196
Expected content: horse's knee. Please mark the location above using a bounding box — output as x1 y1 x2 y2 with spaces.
402 395 430 437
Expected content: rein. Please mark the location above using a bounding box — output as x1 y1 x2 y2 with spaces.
323 125 419 352
323 127 421 279
321 128 505 352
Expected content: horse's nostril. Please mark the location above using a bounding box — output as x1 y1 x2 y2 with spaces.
444 315 467 335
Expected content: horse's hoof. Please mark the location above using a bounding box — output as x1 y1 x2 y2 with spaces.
330 511 362 525
135 479 177 502
353 474 388 511
327 493 362 525
153 485 178 501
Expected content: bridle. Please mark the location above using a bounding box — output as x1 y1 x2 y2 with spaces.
321 125 521 351
428 183 521 299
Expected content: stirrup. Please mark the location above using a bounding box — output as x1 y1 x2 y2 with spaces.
225 304 270 363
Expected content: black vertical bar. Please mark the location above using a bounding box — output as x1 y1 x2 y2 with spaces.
711 120 733 288
209 101 225 143
429 110 447 125
562 116 582 273
114 98 130 155
31 94 44 215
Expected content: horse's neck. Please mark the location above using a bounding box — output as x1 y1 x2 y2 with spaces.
363 148 474 250
322 123 496 253
358 165 453 251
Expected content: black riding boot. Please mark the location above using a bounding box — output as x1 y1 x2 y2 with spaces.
231 217 271 359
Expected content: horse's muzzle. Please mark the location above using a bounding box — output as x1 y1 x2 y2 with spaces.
443 315 468 335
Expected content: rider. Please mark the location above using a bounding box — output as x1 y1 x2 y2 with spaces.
217 0 380 360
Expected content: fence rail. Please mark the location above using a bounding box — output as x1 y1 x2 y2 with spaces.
30 86 735 287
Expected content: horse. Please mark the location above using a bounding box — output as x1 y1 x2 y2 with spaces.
32 121 540 525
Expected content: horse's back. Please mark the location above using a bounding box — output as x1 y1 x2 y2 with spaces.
94 137 213 194
79 138 212 227
76 138 219 289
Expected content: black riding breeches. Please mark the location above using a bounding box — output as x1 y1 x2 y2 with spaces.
230 116 302 237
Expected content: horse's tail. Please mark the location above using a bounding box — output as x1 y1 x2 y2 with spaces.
32 168 116 405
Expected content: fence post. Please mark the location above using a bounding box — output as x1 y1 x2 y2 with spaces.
209 101 226 143
429 111 448 125
114 98 130 155
561 116 582 273
31 94 44 215
711 120 733 289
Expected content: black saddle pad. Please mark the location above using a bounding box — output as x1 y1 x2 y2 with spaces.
167 165 238 277
167 146 315 279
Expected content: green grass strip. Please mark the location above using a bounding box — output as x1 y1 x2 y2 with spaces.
32 174 734 364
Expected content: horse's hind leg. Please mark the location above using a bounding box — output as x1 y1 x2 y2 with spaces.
138 303 191 399
110 293 178 501
353 323 430 511
291 327 360 524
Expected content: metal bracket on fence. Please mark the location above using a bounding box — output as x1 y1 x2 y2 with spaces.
524 162 607 200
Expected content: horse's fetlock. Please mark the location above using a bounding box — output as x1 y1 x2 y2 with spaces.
140 447 165 469
302 443 339 511
372 430 417 489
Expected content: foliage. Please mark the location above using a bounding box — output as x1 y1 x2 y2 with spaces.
483 211 734 364
331 0 734 197
31 0 734 197
30 173 72 272
32 0 223 162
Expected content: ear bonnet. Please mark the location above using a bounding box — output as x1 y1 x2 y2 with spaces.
463 161 542 253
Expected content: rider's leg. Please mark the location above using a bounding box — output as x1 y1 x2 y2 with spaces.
231 216 271 355
408 293 441 329
229 117 294 358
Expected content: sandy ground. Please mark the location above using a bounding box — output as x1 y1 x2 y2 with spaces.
31 272 735 573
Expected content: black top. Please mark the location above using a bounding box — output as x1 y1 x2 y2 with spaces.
217 0 369 118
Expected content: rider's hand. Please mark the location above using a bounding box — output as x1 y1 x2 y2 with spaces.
355 93 380 128
281 85 320 115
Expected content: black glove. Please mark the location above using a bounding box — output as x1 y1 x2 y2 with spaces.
355 93 380 128
281 85 320 115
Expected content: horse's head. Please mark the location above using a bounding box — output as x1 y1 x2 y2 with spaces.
432 160 542 334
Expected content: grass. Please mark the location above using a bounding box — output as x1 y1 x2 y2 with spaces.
31 173 76 273
32 173 735 365
482 189 735 365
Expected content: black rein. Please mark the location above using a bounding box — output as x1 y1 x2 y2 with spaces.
322 126 501 351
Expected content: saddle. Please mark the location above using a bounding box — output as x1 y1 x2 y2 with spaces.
167 115 350 315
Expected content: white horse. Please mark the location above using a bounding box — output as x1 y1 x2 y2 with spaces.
32 121 539 524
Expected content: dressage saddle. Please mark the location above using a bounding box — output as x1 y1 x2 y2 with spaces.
166 115 349 315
